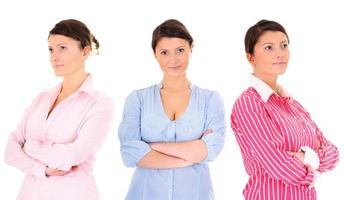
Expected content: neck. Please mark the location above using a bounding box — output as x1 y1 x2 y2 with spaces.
253 72 279 92
60 71 88 97
162 75 190 91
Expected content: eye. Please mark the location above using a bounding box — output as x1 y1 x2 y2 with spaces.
282 43 288 48
48 48 53 53
160 50 168 55
60 45 67 51
264 45 272 50
176 48 185 53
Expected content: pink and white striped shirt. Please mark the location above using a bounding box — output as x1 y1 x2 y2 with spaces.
4 75 114 200
230 75 339 200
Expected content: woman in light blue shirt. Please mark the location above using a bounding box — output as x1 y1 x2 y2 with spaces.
118 19 226 200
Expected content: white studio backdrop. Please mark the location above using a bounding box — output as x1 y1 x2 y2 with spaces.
0 0 343 199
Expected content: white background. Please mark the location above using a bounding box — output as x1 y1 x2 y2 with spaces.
0 0 343 199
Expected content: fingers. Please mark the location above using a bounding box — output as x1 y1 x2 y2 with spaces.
316 140 321 149
202 129 213 136
290 152 305 162
55 170 69 176
71 165 79 172
46 166 78 176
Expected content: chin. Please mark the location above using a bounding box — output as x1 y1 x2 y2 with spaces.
276 69 286 75
53 71 67 77
273 66 287 75
169 72 186 78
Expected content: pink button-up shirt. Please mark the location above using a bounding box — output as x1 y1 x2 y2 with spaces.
230 74 339 200
4 75 114 200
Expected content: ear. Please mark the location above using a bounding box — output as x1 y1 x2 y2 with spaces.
83 46 92 57
246 53 255 66
190 43 194 53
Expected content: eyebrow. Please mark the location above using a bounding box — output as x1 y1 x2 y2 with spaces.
158 45 186 51
262 40 288 45
48 43 68 48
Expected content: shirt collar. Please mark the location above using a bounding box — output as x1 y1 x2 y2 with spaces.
49 73 95 99
249 74 292 103
78 74 95 96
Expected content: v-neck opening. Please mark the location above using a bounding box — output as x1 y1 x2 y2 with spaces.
46 91 75 120
156 84 193 122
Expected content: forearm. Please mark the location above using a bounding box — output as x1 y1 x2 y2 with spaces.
4 135 47 179
137 150 193 169
316 144 339 172
24 107 113 171
150 140 207 163
24 140 82 171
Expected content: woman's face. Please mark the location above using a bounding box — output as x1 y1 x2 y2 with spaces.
154 37 192 78
48 34 90 77
248 31 290 78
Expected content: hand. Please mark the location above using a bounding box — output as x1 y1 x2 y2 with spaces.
202 129 213 137
289 151 305 162
45 165 78 177
316 139 321 149
149 143 158 150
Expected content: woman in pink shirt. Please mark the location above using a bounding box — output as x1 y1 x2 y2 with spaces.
4 19 114 200
230 20 339 200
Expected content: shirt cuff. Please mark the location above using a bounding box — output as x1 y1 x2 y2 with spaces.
308 168 320 189
301 146 320 170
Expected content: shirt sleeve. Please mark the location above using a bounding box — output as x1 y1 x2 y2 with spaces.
118 91 151 168
294 100 339 173
4 93 47 179
200 91 226 163
23 97 114 171
314 127 339 173
231 95 315 186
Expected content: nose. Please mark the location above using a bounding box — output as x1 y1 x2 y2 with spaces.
50 51 60 62
276 47 286 58
168 53 180 65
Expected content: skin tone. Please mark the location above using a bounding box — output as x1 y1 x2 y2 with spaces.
39 34 91 176
137 37 210 168
247 31 308 162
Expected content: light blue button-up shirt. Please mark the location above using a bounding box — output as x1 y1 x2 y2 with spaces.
118 83 226 200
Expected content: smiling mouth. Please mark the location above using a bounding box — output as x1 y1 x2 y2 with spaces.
168 65 182 69
54 64 64 67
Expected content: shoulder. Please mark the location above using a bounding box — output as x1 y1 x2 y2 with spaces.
192 85 222 101
232 87 266 114
127 84 156 99
122 84 158 107
131 84 156 97
29 89 51 105
91 90 114 106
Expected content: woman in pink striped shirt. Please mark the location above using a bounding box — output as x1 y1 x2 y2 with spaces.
4 19 114 200
230 19 339 200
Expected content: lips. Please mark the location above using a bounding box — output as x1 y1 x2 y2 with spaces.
54 64 64 68
273 62 287 65
168 65 182 69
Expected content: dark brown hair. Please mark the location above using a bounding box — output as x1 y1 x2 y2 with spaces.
151 19 193 52
245 19 289 54
49 19 99 53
